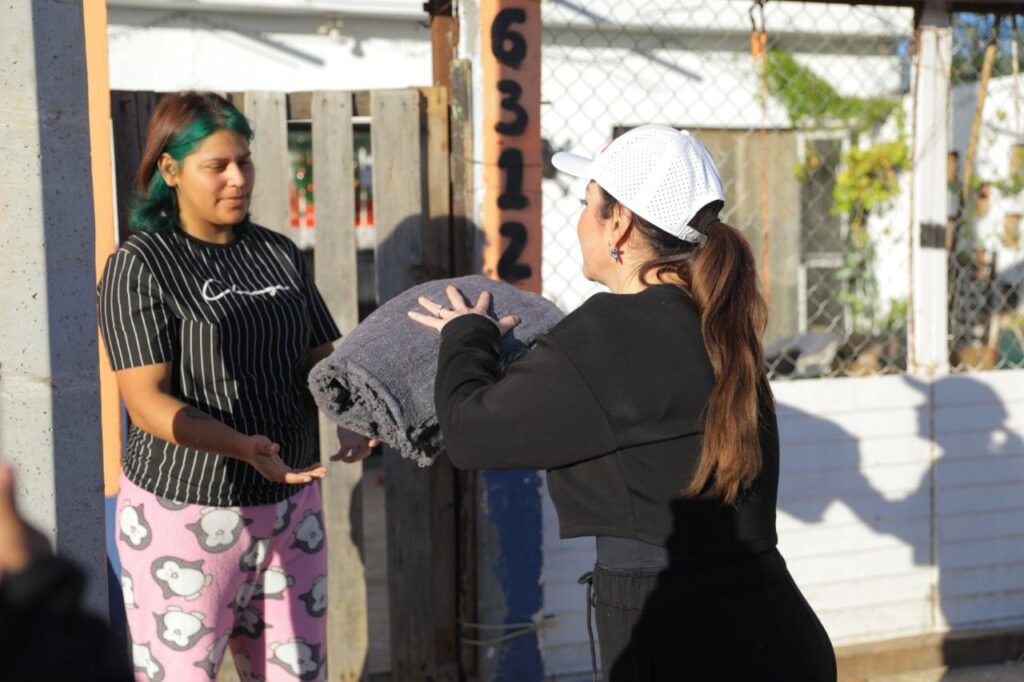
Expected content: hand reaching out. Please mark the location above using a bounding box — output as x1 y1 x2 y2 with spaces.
408 286 520 336
239 435 327 484
331 426 379 463
0 464 51 580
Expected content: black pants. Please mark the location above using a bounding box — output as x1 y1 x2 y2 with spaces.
590 549 836 681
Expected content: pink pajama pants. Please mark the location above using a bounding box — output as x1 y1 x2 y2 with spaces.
116 473 327 682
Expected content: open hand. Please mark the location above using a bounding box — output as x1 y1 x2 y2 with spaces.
408 286 520 336
240 435 326 484
331 426 379 463
0 463 52 580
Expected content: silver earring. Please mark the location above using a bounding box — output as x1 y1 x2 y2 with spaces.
609 245 621 263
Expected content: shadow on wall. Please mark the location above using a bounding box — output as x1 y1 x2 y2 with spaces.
775 374 1024 652
600 373 1024 677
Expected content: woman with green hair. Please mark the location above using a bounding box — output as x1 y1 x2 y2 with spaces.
97 91 374 681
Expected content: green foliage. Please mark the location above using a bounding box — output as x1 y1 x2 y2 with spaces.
993 145 1024 196
833 140 910 239
765 50 899 132
766 48 910 335
880 298 908 335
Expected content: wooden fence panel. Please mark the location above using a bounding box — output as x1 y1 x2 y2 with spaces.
371 88 438 681
237 91 291 240
310 90 368 682
108 87 469 681
372 89 424 301
420 86 460 680
420 86 452 282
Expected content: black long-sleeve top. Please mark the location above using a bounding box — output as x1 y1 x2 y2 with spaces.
435 284 779 554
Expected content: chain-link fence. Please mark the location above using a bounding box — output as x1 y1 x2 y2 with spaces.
949 12 1024 372
540 0 920 379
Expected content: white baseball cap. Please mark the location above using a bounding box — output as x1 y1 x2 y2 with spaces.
551 124 725 244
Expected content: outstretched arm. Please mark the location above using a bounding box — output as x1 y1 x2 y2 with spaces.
115 362 326 484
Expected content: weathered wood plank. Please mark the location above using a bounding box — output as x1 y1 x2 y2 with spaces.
449 61 478 288
416 84 460 680
384 445 435 681
353 91 371 118
371 89 423 302
240 91 292 240
371 88 436 680
311 90 367 682
288 91 313 121
419 86 451 282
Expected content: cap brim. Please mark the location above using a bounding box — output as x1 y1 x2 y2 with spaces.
551 151 594 179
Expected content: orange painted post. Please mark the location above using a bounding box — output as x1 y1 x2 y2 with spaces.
480 0 542 294
84 0 122 497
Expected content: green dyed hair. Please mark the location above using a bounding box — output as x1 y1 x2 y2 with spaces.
129 92 254 233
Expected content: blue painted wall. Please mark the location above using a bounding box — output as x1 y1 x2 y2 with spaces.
479 469 544 681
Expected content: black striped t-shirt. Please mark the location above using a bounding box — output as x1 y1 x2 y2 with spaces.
97 222 341 506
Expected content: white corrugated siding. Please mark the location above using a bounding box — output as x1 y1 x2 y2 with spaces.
539 370 1024 678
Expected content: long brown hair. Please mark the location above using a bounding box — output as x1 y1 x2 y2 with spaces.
599 187 773 505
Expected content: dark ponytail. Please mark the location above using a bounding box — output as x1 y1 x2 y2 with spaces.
599 187 773 505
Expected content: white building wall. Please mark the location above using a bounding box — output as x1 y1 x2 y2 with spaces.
107 4 432 92
933 371 1024 630
541 371 1024 677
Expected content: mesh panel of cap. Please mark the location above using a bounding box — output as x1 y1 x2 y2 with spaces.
593 125 724 238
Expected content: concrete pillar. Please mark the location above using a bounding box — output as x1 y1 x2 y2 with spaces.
909 0 951 376
0 0 107 615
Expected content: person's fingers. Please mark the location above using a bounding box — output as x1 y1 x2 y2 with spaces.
340 447 369 463
446 285 469 311
473 291 492 314
368 437 380 448
283 471 314 484
497 315 521 336
0 465 16 517
407 310 444 330
417 296 443 317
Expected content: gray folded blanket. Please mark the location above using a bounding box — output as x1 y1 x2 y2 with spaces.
308 275 566 466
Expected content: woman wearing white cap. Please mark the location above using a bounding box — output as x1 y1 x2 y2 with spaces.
408 125 836 680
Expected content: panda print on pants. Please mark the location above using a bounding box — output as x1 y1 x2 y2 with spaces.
132 642 165 682
290 510 324 554
253 567 294 601
230 578 259 613
150 556 213 601
187 507 252 553
299 575 327 618
239 537 271 573
121 568 137 610
272 497 296 537
269 638 323 681
193 633 229 678
231 606 269 639
119 501 152 550
155 606 213 651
